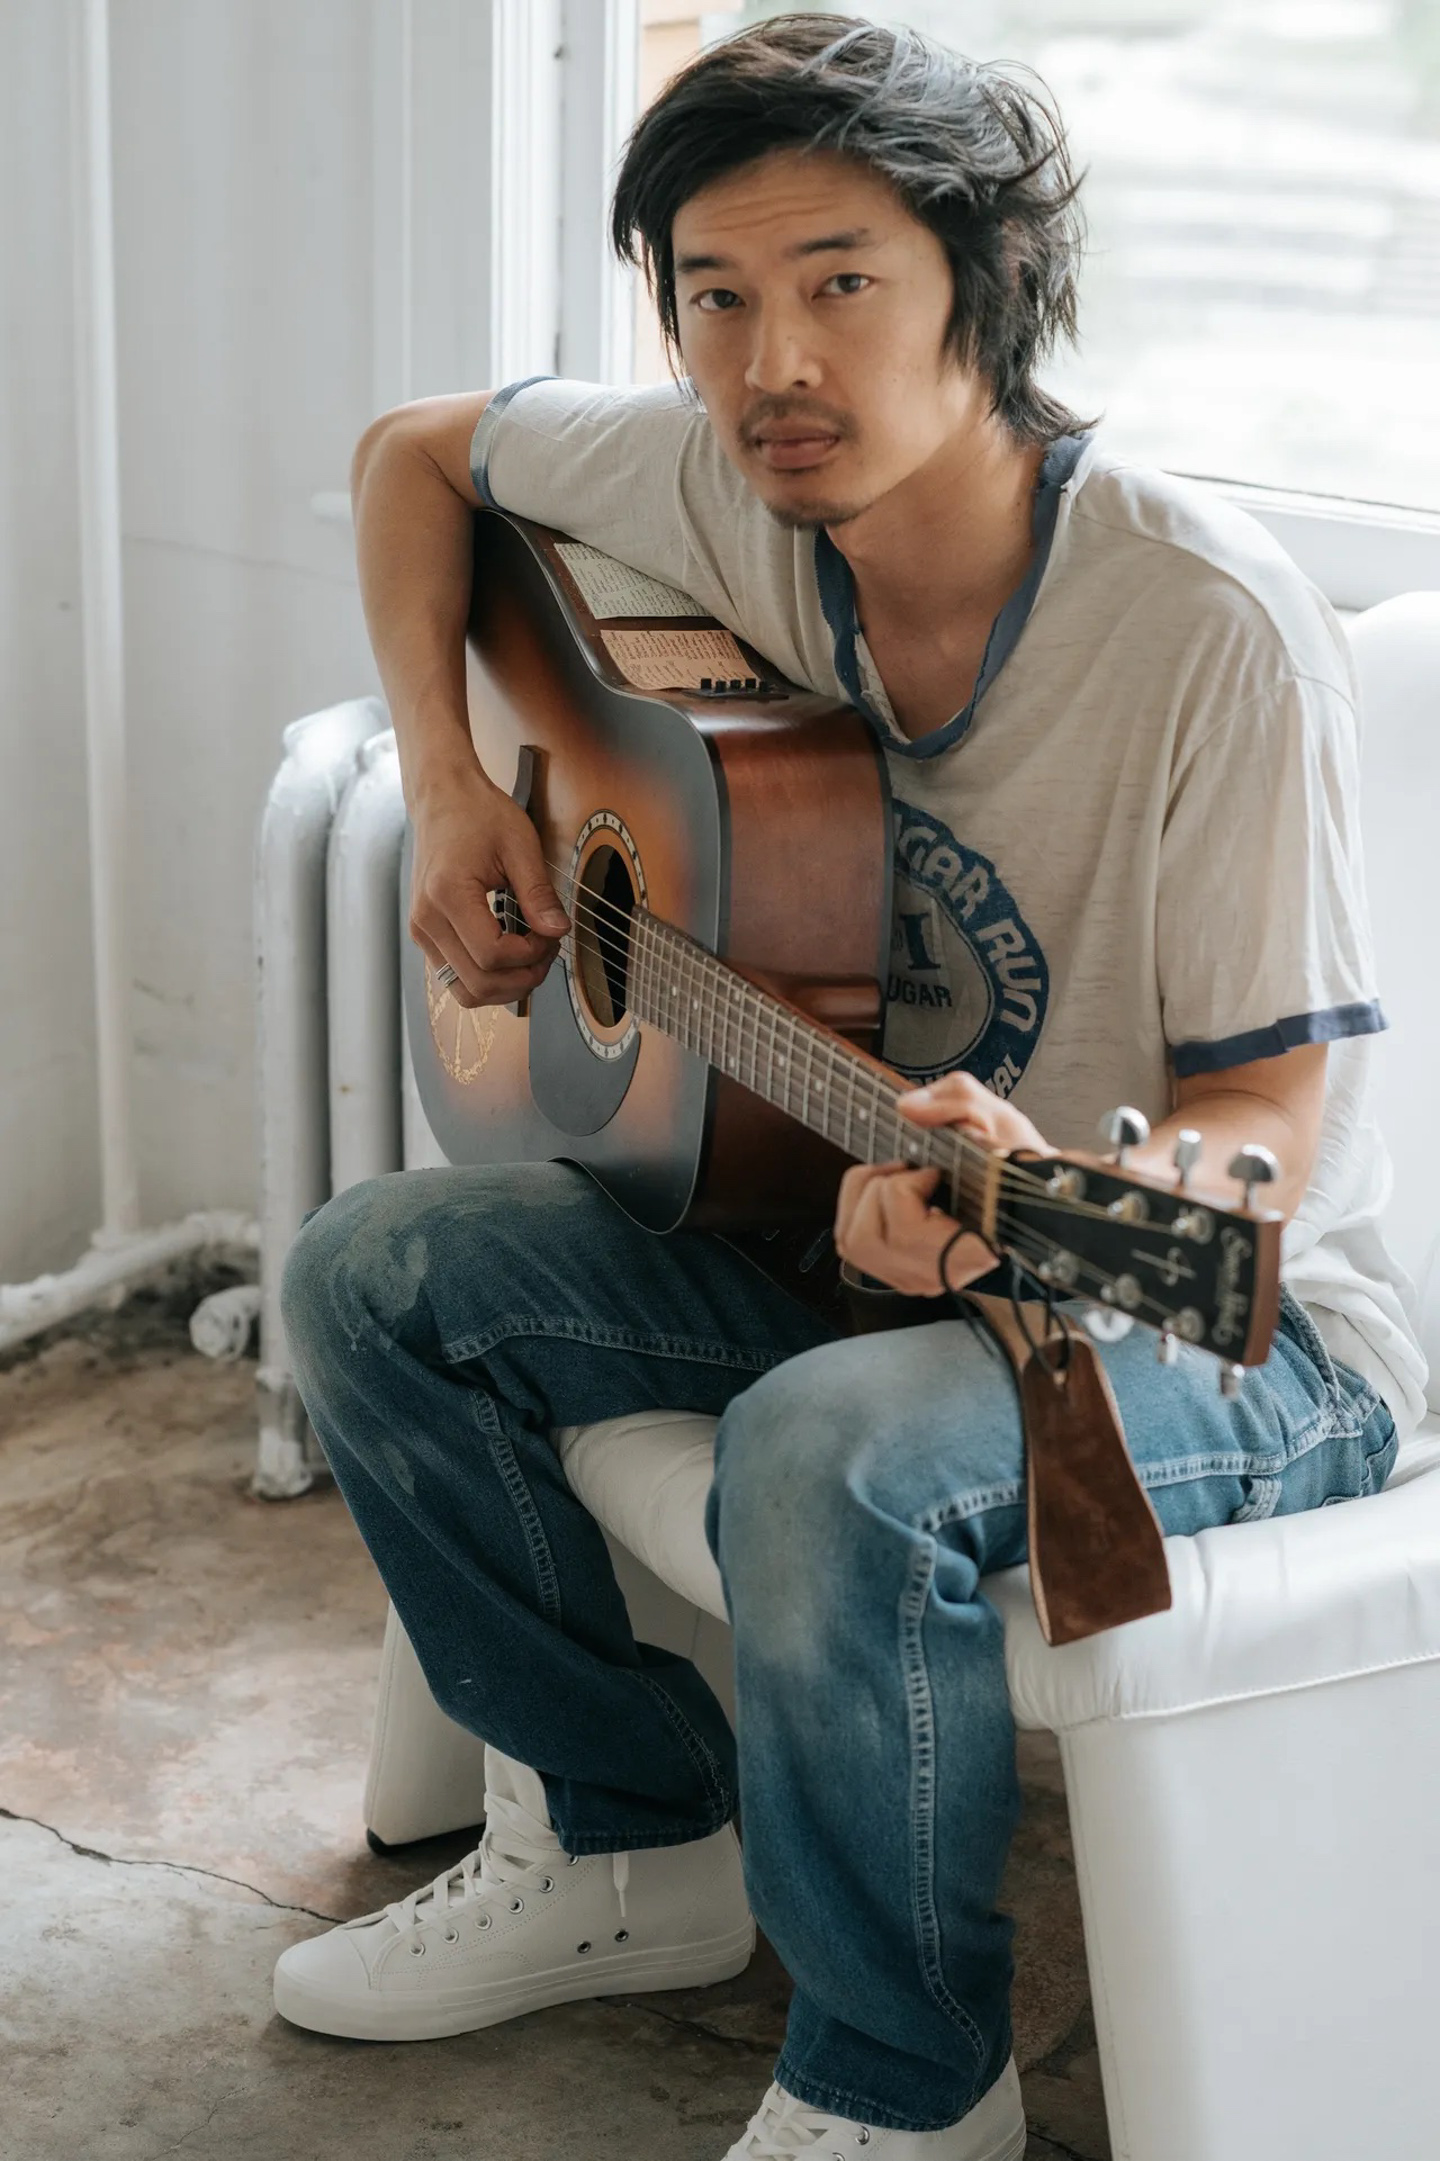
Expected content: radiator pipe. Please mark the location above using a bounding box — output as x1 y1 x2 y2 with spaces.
0 1213 258 1358
70 0 139 1238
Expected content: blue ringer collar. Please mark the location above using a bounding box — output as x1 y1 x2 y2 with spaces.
814 430 1091 760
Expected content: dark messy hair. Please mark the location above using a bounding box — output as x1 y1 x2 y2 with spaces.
610 13 1092 445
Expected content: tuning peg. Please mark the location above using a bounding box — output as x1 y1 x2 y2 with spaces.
1219 1363 1246 1399
1082 1306 1135 1345
1172 1128 1203 1189
1228 1143 1280 1210
1155 1330 1179 1366
1098 1105 1151 1166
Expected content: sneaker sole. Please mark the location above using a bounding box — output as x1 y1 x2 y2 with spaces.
273 1918 757 2042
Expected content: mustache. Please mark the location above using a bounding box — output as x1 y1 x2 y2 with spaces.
738 397 857 450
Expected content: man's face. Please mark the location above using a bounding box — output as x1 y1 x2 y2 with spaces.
672 148 987 530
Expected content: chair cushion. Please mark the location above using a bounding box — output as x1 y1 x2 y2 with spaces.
554 1410 1440 1734
554 1412 727 1618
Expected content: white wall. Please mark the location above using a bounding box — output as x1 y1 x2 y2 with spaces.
1 1 386 1280
1 6 102 1282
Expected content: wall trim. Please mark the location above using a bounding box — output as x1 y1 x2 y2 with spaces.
369 0 561 414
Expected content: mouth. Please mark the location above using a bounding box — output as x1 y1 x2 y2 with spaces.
751 429 844 473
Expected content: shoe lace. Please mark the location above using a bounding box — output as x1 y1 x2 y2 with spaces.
739 2086 869 2157
372 1793 631 1936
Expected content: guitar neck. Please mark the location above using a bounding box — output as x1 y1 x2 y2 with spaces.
626 907 995 1234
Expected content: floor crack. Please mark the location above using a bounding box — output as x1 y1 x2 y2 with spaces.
605 1993 776 2056
0 1806 343 1924
142 2089 236 2161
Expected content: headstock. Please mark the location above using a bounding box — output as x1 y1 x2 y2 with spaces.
999 1106 1283 1392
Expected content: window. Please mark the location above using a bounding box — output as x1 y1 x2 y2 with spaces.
631 2 1440 520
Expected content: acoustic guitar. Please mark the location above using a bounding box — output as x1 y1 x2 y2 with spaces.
403 507 1280 1379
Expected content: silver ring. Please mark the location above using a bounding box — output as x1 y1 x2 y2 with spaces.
434 962 459 988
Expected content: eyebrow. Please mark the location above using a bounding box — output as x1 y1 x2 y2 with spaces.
674 227 879 276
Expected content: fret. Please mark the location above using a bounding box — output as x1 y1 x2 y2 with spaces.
691 946 707 1061
826 1040 846 1151
668 929 686 1046
818 1031 838 1149
873 1080 899 1166
625 920 996 1226
764 995 780 1117
682 941 700 1057
774 1009 790 1123
633 916 648 1028
663 929 681 1049
702 955 714 1067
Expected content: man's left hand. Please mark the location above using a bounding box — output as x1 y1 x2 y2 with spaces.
833 1071 1057 1299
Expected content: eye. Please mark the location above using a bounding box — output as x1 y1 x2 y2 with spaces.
822 272 872 298
694 288 743 313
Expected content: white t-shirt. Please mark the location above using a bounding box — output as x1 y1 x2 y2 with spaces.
472 376 1429 1438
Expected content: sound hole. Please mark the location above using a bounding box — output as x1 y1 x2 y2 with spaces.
573 843 636 1029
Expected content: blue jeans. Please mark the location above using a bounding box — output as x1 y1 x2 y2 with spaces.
282 1161 1398 2135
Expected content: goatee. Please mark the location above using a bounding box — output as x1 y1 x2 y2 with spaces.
765 497 868 532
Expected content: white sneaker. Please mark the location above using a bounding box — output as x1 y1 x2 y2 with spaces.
273 1746 754 2041
723 2060 1026 2160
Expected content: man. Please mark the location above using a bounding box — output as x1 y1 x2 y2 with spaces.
275 17 1426 2158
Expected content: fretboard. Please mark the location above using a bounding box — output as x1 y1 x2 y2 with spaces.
626 908 990 1226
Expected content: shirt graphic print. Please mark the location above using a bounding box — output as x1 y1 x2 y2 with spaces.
883 799 1049 1099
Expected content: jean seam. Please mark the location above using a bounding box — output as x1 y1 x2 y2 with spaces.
900 1535 988 2070
438 1312 794 1375
635 1671 730 1819
922 1483 1024 1531
468 1391 563 1626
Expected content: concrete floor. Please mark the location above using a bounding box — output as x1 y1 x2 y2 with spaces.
0 1288 1111 2161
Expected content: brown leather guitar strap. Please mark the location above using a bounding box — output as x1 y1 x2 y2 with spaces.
959 1292 1172 1644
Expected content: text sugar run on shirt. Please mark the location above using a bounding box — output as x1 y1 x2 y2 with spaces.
883 801 1050 1098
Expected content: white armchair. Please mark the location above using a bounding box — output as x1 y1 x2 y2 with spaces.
361 594 1440 2161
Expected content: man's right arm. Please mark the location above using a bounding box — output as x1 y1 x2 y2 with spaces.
351 397 569 1008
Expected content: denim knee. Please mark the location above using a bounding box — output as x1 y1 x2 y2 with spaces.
279 1173 435 1387
709 1344 886 1658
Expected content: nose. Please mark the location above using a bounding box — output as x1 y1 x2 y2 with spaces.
743 301 823 395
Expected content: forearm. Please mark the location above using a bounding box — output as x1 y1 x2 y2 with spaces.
1125 1089 1312 1226
350 417 492 815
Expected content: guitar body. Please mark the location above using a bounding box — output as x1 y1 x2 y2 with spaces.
403 509 893 1233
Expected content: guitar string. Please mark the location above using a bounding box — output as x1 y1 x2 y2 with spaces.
520 861 1173 1230
479 864 1200 1313
504 851 1057 1210
523 910 1186 1327
533 872 1230 1257
442 859 1205 1330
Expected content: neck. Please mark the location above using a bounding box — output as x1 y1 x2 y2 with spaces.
830 414 1049 637
625 906 993 1228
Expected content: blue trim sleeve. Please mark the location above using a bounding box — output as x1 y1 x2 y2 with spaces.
468 375 555 509
1170 1000 1388 1077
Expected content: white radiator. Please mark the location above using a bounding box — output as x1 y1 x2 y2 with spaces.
254 703 442 1499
